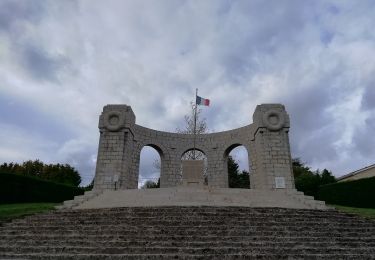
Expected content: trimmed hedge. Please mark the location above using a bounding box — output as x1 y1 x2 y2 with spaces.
0 172 84 204
317 176 375 208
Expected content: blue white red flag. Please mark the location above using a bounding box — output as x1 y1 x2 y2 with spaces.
196 95 210 106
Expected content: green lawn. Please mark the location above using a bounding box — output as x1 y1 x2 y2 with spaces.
333 205 375 219
0 203 57 223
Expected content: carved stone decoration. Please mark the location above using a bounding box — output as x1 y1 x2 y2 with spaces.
262 109 285 131
104 111 125 131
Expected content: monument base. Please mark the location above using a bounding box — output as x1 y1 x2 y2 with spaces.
57 187 329 210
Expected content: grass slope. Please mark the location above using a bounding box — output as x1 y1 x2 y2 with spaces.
0 203 57 224
333 205 375 219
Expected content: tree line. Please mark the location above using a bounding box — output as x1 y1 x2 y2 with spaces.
0 160 81 187
292 158 336 197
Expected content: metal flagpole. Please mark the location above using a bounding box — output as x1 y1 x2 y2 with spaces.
193 88 198 160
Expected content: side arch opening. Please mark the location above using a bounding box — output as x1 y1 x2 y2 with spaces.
138 144 163 189
224 144 250 189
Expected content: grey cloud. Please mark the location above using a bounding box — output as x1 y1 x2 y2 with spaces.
57 140 98 186
62 149 96 186
282 82 339 163
212 1 315 82
20 44 69 82
294 125 339 163
0 95 73 142
285 85 333 134
361 84 375 110
353 116 375 156
327 4 340 15
320 30 334 45
0 0 44 32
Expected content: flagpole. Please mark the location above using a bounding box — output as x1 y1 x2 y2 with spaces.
193 88 198 160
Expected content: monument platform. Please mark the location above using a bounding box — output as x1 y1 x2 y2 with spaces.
58 187 328 210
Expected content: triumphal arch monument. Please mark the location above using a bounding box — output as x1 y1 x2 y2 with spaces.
93 103 293 190
59 103 328 210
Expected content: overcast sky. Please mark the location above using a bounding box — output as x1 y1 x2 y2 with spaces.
1 0 374 186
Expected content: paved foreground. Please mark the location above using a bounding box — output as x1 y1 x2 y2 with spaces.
0 207 375 259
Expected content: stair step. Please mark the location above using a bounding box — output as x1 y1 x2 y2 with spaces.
2 240 375 248
0 253 371 260
1 235 375 242
1 245 374 254
1 206 374 258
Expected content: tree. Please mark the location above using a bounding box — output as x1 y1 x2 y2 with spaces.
292 158 336 197
228 156 250 188
83 179 94 191
176 102 208 134
320 169 336 185
141 178 160 189
153 101 209 181
176 102 208 160
23 160 44 176
292 158 311 178
0 160 81 187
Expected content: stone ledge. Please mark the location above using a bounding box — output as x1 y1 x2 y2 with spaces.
73 187 329 210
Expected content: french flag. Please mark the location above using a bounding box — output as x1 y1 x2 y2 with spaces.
196 95 210 106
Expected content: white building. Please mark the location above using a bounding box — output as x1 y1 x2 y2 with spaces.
338 164 375 182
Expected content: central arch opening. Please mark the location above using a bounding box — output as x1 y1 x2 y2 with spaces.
138 145 162 189
224 144 250 189
181 148 208 185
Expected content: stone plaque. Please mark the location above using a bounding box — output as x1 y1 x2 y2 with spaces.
275 177 286 189
182 160 204 186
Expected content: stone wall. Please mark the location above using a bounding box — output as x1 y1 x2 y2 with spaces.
94 103 295 191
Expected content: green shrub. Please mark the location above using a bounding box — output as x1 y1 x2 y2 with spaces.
0 172 84 204
317 177 375 208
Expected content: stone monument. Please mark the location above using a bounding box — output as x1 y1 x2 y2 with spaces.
58 103 328 210
94 103 293 190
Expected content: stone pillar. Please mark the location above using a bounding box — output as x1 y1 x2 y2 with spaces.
206 150 227 188
127 143 141 189
93 105 136 190
248 141 258 189
162 151 182 188
251 104 294 190
160 151 172 188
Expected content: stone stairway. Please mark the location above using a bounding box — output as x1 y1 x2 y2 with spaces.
0 207 375 259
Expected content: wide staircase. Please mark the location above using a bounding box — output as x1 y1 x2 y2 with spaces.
0 207 374 259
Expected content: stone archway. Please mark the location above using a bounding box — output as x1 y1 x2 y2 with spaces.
224 144 250 188
93 103 296 191
138 144 163 188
